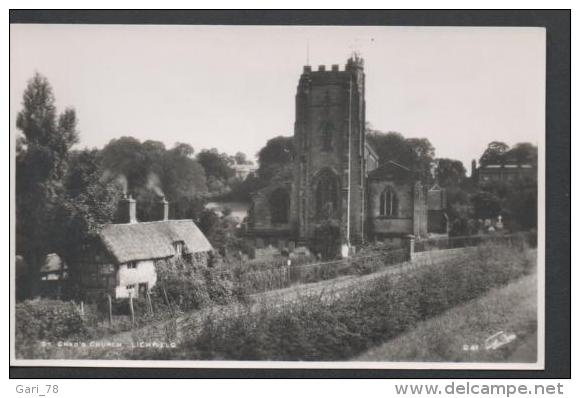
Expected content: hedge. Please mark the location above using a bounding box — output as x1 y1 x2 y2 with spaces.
141 243 534 361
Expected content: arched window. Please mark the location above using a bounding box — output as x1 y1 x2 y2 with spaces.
380 187 398 217
269 188 290 224
315 169 339 219
321 121 334 151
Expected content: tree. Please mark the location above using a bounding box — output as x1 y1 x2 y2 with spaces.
100 136 148 192
233 151 252 165
479 141 510 166
163 143 207 220
15 73 79 296
171 142 195 158
55 149 123 282
504 142 538 166
366 128 435 184
435 158 467 187
405 138 435 184
503 178 537 231
471 191 502 220
366 130 407 166
256 136 294 183
101 138 208 221
197 148 235 180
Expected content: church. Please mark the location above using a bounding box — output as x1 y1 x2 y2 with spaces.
245 55 442 257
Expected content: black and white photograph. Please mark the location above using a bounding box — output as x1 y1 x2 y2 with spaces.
10 18 547 370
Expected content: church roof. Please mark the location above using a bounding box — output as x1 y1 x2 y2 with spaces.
368 160 413 180
364 141 379 159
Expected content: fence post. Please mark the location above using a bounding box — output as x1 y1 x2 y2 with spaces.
404 234 415 261
107 295 113 325
80 301 84 316
146 291 154 315
162 285 174 316
129 292 135 326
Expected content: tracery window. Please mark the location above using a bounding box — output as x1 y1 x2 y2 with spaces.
321 121 334 151
315 169 339 219
380 187 398 217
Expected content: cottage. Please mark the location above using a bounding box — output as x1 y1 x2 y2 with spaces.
15 253 68 299
77 196 213 300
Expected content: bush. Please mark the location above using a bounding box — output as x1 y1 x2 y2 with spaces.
153 273 211 312
16 299 88 343
166 243 534 361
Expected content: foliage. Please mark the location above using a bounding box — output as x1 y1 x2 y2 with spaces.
15 73 80 296
471 191 502 220
15 299 88 357
479 141 537 167
366 128 435 184
154 257 247 311
56 149 124 266
471 177 537 231
356 273 537 362
436 158 467 187
100 138 208 221
198 209 245 257
256 136 294 183
161 243 533 361
233 151 253 165
504 143 538 166
195 148 236 197
479 141 510 166
311 220 342 260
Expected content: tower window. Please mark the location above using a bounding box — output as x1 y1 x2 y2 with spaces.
315 169 339 219
380 187 398 217
321 121 334 151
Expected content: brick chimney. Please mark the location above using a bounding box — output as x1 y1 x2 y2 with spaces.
117 194 137 224
155 195 169 221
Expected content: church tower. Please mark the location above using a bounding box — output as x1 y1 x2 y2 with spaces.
290 55 367 253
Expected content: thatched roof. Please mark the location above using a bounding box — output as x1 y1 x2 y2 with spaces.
15 253 66 275
99 220 213 264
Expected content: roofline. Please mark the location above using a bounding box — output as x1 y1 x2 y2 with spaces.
365 141 379 158
101 219 196 228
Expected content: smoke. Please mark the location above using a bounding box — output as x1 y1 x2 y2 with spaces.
146 172 164 197
115 174 128 195
101 169 128 195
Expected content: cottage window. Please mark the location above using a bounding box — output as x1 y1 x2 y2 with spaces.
127 261 137 269
126 284 136 296
174 241 184 257
380 187 398 217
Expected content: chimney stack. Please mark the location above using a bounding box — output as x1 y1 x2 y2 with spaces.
118 194 137 224
155 195 169 221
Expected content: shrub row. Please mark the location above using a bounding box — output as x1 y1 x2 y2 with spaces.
15 299 89 358
136 243 533 361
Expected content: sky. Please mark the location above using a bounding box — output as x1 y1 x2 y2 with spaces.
10 24 545 171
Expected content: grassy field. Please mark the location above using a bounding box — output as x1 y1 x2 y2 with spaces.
354 271 537 363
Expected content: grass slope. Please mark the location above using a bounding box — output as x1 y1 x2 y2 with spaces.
354 272 537 363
